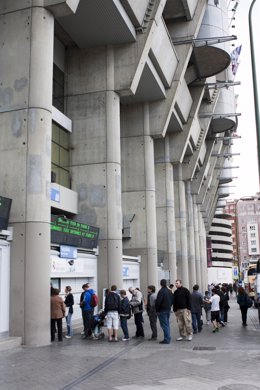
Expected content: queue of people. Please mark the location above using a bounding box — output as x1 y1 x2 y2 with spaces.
50 278 252 344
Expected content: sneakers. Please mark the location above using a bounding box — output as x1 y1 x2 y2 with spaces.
65 335 72 339
187 335 192 341
212 328 219 333
176 337 184 341
122 338 130 341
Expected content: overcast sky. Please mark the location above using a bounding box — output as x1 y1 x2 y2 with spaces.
230 0 260 199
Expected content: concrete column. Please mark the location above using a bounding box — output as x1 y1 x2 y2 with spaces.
174 164 189 288
193 197 202 288
186 181 196 289
0 6 54 345
144 104 158 287
199 208 207 292
165 138 177 283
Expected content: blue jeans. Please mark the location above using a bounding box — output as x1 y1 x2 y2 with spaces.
157 311 171 343
66 312 73 336
120 316 129 339
192 312 202 332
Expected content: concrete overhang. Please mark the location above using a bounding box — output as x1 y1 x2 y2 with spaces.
163 0 198 21
186 46 231 84
57 0 136 49
120 58 166 104
45 0 80 17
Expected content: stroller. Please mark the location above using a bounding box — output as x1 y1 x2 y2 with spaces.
92 311 106 340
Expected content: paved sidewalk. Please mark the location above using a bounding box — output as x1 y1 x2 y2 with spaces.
1 296 260 390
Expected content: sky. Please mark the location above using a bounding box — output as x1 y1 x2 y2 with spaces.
230 0 260 199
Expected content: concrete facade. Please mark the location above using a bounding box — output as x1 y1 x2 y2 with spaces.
0 0 239 345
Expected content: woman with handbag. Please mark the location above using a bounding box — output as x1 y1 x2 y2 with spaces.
237 286 251 326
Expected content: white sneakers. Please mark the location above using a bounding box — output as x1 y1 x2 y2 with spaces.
65 335 72 339
176 336 192 341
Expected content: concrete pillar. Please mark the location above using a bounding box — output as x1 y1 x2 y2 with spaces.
121 103 158 291
193 197 202 288
199 208 207 292
68 46 122 293
186 181 196 289
143 104 158 287
165 138 177 283
174 164 189 288
0 6 54 345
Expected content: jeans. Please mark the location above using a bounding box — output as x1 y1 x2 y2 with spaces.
240 306 248 325
120 316 129 339
192 312 202 332
134 312 144 337
157 311 171 343
66 312 73 336
148 309 157 338
83 309 94 336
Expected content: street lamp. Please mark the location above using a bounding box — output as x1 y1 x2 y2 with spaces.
249 0 260 189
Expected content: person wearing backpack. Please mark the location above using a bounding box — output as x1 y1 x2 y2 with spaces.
82 283 97 339
119 289 131 341
104 285 121 342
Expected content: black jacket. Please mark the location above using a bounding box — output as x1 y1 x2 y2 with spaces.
173 286 191 312
64 292 74 314
155 287 173 312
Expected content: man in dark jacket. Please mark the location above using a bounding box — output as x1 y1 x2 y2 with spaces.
173 279 193 341
155 279 173 344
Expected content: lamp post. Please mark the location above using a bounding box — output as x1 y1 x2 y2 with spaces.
249 0 260 189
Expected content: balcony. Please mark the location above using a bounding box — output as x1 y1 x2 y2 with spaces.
163 0 199 21
56 0 136 49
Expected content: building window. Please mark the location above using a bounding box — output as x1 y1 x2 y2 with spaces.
53 64 64 113
249 225 256 230
51 122 70 188
251 248 257 253
251 240 256 245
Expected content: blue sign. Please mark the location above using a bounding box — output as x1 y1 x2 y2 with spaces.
122 266 129 277
51 188 60 202
60 245 77 259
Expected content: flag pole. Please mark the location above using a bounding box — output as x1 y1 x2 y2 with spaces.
249 0 260 190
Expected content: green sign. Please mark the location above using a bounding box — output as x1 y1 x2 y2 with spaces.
51 215 99 249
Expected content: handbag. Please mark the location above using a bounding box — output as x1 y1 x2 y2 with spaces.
246 296 253 308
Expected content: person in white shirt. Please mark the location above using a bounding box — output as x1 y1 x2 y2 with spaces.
205 288 221 333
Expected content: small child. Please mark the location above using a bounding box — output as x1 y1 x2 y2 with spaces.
203 291 211 325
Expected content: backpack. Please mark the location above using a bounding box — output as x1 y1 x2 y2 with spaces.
90 293 98 308
106 292 120 311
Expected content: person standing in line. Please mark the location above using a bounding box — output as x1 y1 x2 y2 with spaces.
64 286 74 339
203 290 211 325
190 284 203 334
82 283 96 339
173 279 193 341
119 289 131 341
146 285 158 341
51 288 66 342
237 286 250 326
80 283 88 335
104 285 121 342
207 288 221 333
155 279 173 344
129 287 145 338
